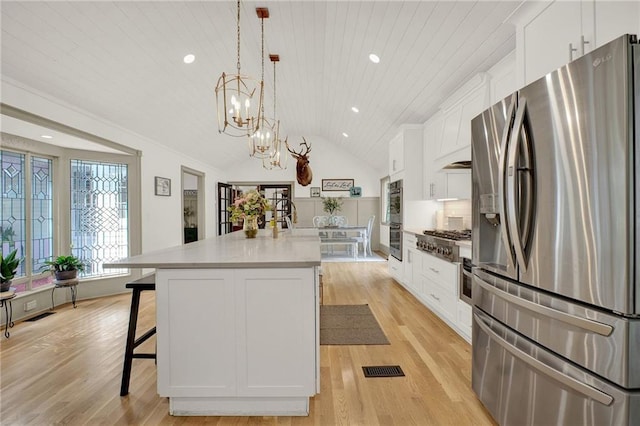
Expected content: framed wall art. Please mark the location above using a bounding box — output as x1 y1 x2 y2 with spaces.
321 179 354 191
310 187 321 197
155 176 171 196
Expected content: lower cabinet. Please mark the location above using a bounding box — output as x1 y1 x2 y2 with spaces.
388 256 403 284
156 267 318 401
393 248 471 343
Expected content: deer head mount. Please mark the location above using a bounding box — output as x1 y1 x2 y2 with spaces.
285 138 313 186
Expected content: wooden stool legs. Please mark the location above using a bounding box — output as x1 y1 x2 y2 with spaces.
120 281 156 396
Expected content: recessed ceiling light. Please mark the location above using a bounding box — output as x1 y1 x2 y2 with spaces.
342 132 349 138
369 53 380 63
351 106 359 113
41 135 53 139
183 54 195 64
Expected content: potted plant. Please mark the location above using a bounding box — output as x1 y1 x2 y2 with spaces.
1 249 22 292
43 254 85 281
322 197 343 225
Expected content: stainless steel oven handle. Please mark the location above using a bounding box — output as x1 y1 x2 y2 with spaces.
474 311 614 406
475 277 613 336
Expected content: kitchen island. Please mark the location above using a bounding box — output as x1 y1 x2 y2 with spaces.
104 229 321 416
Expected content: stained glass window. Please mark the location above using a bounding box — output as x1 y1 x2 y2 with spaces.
70 160 128 277
1 150 26 280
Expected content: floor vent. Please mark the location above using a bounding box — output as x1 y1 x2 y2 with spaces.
362 365 405 378
26 312 55 322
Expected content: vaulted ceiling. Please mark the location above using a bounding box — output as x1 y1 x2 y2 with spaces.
1 1 523 173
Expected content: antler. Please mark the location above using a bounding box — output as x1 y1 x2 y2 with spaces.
285 137 312 158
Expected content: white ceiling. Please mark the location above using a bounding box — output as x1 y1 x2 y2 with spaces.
0 1 524 173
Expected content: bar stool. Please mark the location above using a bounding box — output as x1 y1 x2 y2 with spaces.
120 273 156 396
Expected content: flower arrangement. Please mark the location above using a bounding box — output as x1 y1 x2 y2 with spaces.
228 190 271 222
322 196 343 215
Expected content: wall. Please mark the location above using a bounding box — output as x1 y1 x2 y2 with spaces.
224 135 383 199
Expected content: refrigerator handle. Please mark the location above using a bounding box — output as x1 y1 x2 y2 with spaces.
506 98 532 272
474 277 613 336
474 311 614 406
498 93 517 268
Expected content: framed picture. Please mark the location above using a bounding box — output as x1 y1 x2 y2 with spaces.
322 179 354 191
155 176 171 196
310 187 321 197
349 186 362 197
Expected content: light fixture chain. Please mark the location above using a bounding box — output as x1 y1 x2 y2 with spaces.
261 15 265 115
236 0 241 73
273 60 277 119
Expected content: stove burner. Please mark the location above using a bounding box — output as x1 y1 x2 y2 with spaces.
422 229 471 241
416 230 470 262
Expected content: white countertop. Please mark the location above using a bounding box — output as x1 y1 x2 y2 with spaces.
104 228 321 269
456 240 472 248
403 228 424 236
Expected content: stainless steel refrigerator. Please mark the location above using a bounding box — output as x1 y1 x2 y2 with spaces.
471 34 640 425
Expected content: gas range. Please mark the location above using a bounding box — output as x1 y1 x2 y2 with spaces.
416 229 471 262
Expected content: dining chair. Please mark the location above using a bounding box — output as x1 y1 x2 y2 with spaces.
355 215 375 256
285 216 294 230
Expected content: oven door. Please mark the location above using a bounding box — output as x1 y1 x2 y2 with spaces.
389 188 402 224
389 223 402 261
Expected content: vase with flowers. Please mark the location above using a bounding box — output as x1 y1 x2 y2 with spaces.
322 196 343 226
228 189 271 238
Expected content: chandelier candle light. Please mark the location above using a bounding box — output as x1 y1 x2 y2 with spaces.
215 0 263 137
263 54 287 170
250 7 275 158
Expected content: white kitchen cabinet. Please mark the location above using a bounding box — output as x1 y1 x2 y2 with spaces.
388 255 403 284
388 125 423 202
431 170 471 201
388 133 404 175
403 233 421 293
423 112 444 200
456 300 472 341
157 267 317 407
434 74 489 167
420 253 458 323
515 0 640 85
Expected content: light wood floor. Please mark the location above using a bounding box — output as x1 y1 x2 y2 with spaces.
0 261 496 425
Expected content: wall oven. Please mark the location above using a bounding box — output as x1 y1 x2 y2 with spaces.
389 179 403 260
389 223 402 260
389 179 402 224
460 257 472 305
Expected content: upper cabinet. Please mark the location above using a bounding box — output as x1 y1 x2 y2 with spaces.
515 0 640 85
434 73 490 168
388 125 423 201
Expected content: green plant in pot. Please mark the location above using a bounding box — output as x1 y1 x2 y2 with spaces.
1 249 22 292
43 255 84 281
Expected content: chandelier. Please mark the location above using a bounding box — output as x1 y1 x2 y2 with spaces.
215 0 263 138
263 54 287 170
249 7 275 158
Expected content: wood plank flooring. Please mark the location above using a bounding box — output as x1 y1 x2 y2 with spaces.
0 261 496 425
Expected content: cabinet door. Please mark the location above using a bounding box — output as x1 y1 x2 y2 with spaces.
594 1 640 48
157 269 237 397
446 171 471 200
522 1 582 84
437 104 463 159
236 268 316 397
404 246 414 287
389 134 404 174
424 113 444 200
388 256 403 283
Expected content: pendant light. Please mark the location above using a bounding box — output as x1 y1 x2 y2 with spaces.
215 0 263 138
249 7 275 158
263 54 287 170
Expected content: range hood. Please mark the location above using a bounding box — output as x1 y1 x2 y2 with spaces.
442 160 471 170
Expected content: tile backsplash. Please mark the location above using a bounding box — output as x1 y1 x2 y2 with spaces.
437 199 471 230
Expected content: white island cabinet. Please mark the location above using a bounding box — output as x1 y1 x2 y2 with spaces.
104 229 321 417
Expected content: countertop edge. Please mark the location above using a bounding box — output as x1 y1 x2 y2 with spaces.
103 260 321 269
